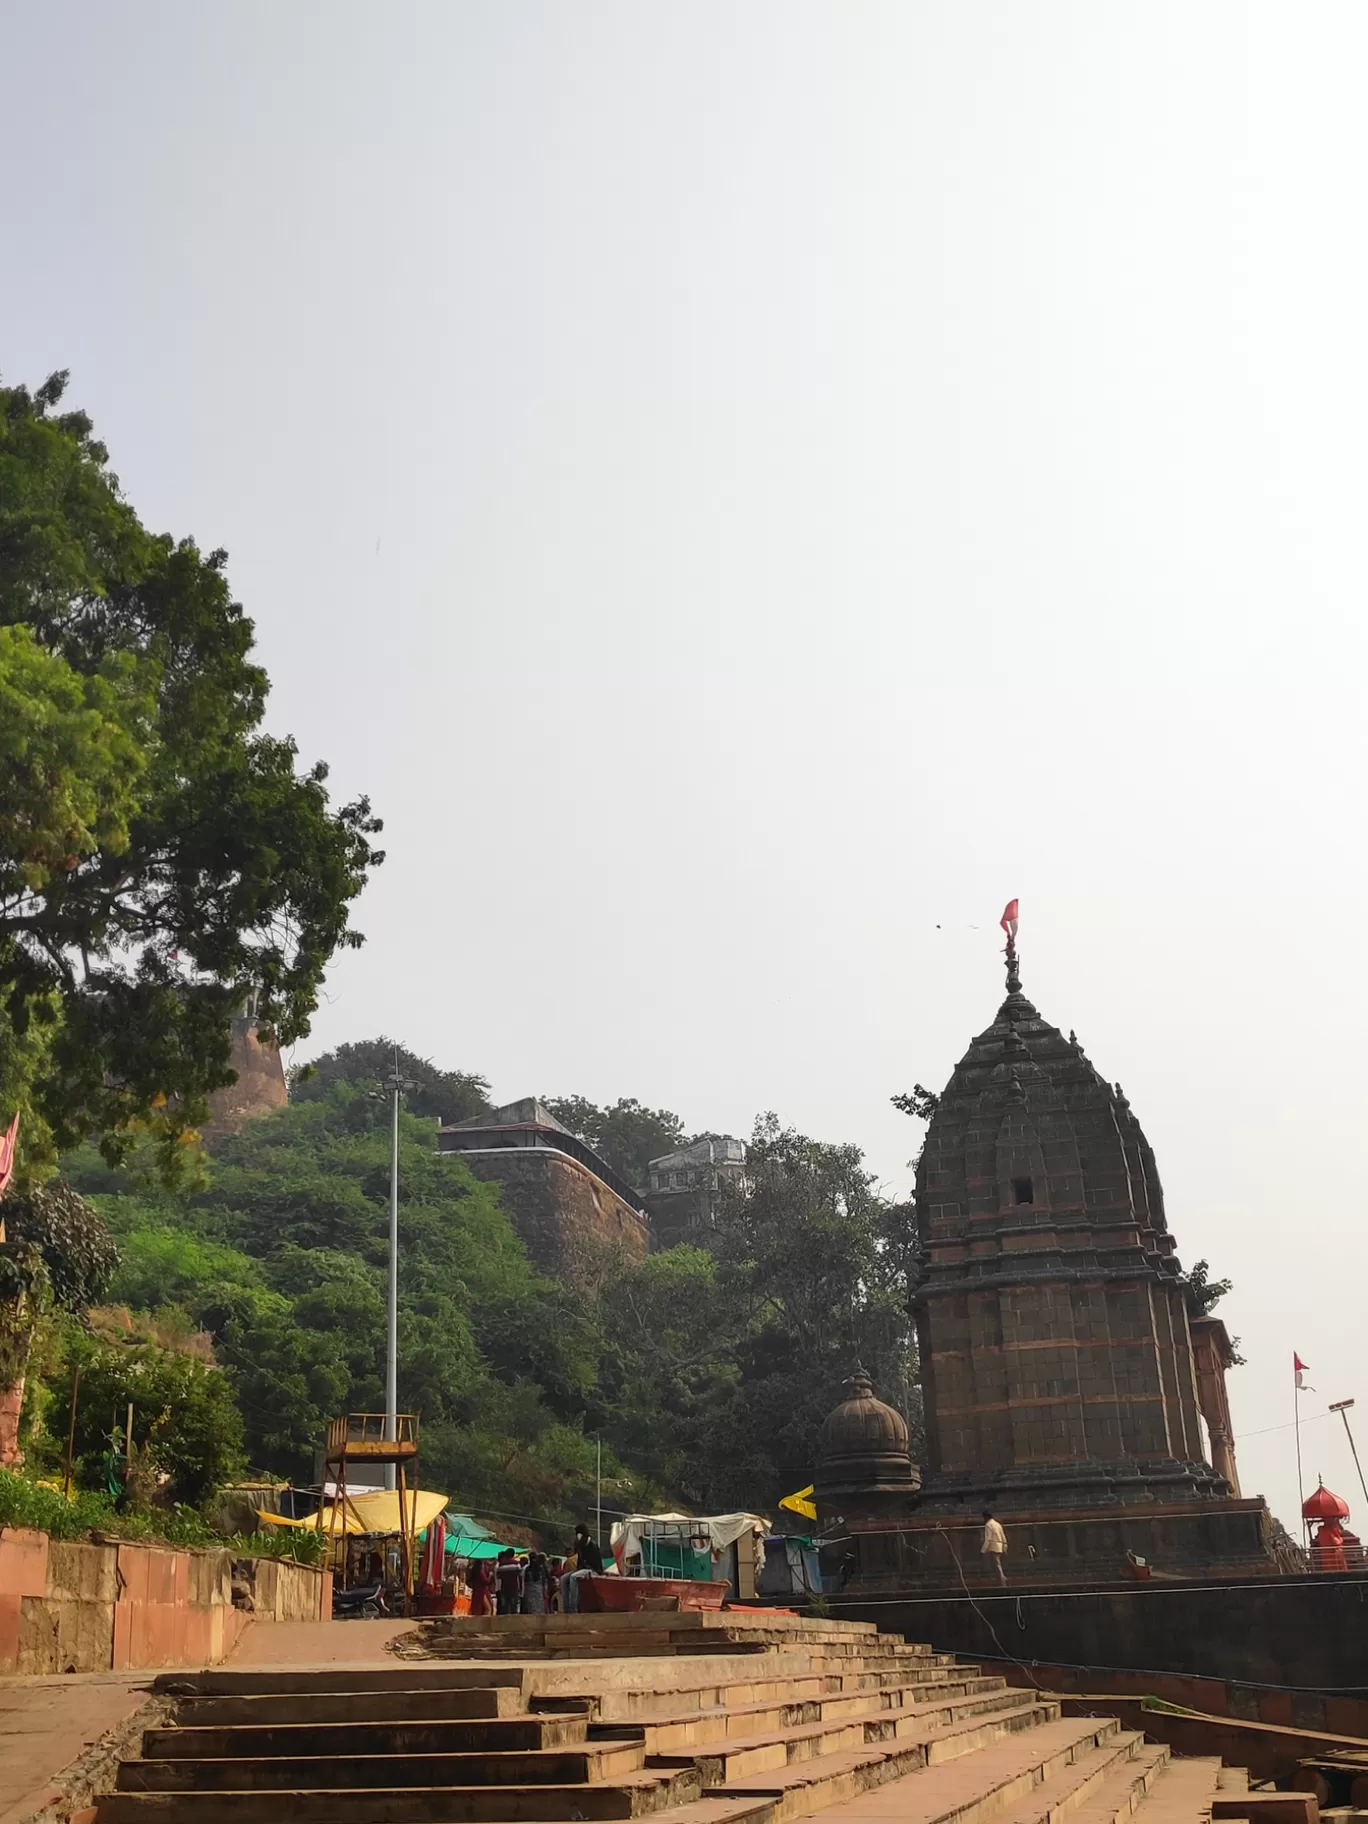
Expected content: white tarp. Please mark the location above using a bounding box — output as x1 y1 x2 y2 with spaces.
610 1510 768 1577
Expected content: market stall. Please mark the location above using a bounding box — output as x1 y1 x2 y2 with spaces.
601 1510 768 1608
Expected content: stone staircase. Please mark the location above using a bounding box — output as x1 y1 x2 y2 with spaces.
92 1611 1250 1824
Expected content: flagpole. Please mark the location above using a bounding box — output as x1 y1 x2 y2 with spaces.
1294 1359 1306 1549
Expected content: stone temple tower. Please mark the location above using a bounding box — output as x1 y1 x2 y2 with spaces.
844 940 1281 1585
914 943 1225 1509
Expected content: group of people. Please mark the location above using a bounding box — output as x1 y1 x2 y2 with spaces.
464 1525 606 1617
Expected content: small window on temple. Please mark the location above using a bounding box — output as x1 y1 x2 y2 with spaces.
1013 1177 1034 1205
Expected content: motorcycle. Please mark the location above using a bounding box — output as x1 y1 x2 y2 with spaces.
333 1579 390 1620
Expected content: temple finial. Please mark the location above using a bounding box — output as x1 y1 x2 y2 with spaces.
1000 898 1021 994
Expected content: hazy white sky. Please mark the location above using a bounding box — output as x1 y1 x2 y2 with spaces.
4 1 1364 1534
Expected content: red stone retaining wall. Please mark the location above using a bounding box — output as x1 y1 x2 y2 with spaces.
0 1527 330 1675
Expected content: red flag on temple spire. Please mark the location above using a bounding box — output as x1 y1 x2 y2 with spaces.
1000 900 1019 947
1295 1353 1312 1391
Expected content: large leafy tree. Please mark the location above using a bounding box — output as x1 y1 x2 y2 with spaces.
543 1095 686 1187
291 1038 489 1127
0 373 382 1179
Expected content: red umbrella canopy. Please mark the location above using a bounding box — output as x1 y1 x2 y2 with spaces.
1303 1481 1350 1522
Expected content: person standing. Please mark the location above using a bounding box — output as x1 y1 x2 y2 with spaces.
561 1524 604 1613
468 1557 495 1617
522 1551 549 1614
981 1510 1007 1584
495 1548 524 1615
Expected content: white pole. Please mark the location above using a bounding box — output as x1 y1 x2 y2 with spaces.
596 1437 602 1542
385 1068 400 1492
1294 1374 1305 1550
1332 1401 1368 1510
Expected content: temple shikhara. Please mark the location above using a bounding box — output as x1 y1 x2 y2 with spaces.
822 926 1289 1586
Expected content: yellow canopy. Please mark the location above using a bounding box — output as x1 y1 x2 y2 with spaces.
257 1489 448 1538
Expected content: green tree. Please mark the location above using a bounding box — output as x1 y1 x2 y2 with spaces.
543 1096 686 1186
699 1115 918 1507
70 1333 245 1503
0 1180 118 1464
291 1038 490 1126
0 372 383 1182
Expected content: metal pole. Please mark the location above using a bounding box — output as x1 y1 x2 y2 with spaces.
1332 1401 1368 1510
386 1070 400 1492
62 1365 80 1499
1294 1378 1306 1549
596 1437 602 1543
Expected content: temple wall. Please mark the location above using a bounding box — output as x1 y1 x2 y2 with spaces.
834 1568 1368 1698
923 1275 1204 1476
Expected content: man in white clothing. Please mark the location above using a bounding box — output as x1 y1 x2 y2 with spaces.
981 1509 1007 1584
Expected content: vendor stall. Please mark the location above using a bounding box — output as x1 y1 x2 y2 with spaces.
610 1511 767 1601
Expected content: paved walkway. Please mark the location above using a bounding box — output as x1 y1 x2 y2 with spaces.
0 1616 415 1824
0 1674 151 1824
226 1616 416 1666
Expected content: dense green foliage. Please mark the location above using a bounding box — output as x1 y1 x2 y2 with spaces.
0 1465 218 1545
63 1047 919 1528
0 372 382 1181
67 1081 642 1527
543 1097 686 1188
291 1039 489 1127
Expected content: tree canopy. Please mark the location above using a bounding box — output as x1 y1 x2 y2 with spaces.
0 373 383 1181
291 1039 489 1127
543 1096 686 1186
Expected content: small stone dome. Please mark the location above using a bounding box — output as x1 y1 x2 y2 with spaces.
815 1364 918 1502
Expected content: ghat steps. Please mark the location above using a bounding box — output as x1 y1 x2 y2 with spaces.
95 1610 1249 1824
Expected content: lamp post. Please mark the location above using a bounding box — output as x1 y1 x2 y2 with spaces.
381 1058 416 1491
1329 1399 1368 1510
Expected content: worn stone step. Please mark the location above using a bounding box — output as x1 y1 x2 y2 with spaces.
171 1687 526 1728
118 1744 647 1793
143 1715 588 1759
659 1717 872 1785
868 1687 1051 1744
98 1767 702 1823
587 1676 832 1724
1000 1729 1150 1824
1065 1743 1173 1824
156 1667 527 1697
714 1701 1071 1820
1129 1757 1225 1824
791 1716 1127 1824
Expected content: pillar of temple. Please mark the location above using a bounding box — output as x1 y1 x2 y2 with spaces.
1189 1315 1241 1496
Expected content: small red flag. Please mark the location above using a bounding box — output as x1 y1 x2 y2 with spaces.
0 1111 18 1201
1294 1353 1312 1390
1000 899 1019 942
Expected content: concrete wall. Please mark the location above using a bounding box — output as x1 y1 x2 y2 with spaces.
995 1660 1368 1747
0 1528 330 1675
834 1569 1368 1695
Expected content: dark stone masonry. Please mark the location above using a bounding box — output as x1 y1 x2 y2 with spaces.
830 950 1290 1587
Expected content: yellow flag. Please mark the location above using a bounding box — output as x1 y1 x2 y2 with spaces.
779 1484 818 1522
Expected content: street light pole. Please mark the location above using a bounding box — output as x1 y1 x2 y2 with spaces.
386 1069 400 1490
1330 1399 1368 1510
382 1057 416 1493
